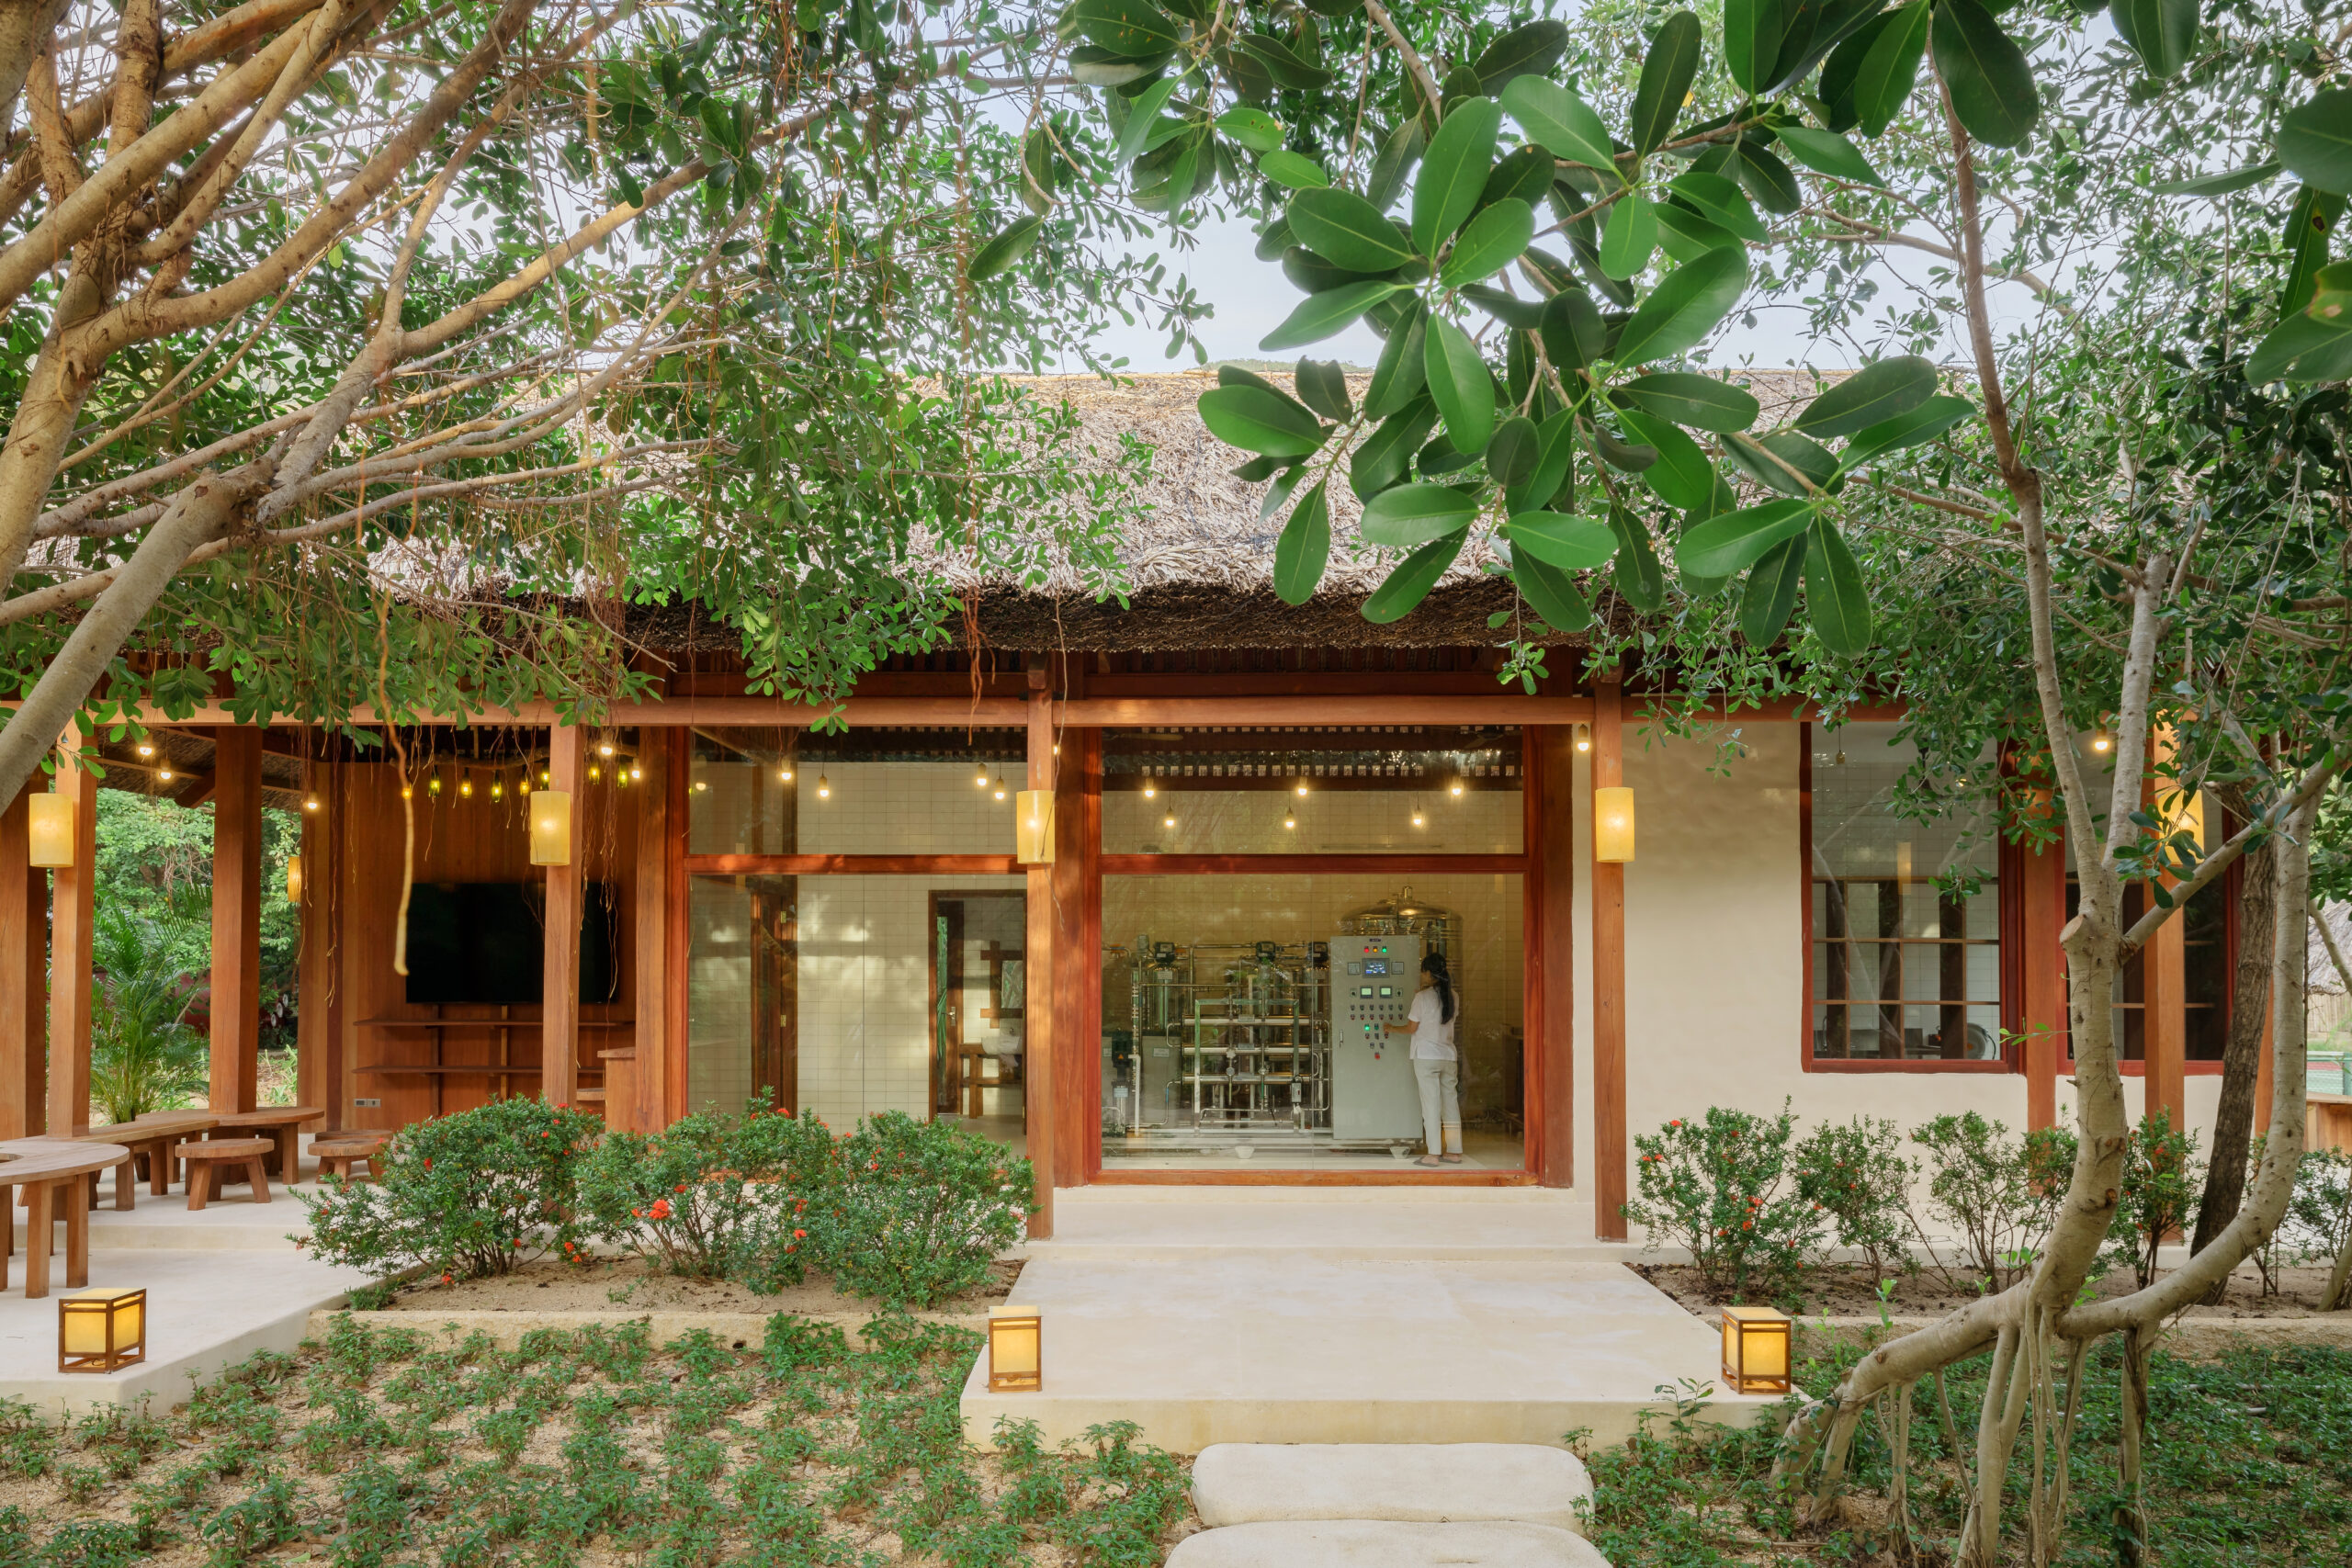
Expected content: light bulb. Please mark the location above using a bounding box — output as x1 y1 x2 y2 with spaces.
135 742 154 759
1294 780 1308 796
520 779 531 795
817 774 831 798
541 769 551 786
694 779 708 793
491 780 504 800
1283 813 1296 830
598 739 616 758
975 766 989 788
1574 723 1591 754
459 776 474 798
1412 810 1425 827
401 785 413 800
587 763 601 782
2091 730 2113 754
158 765 173 782
1449 780 1464 797
778 766 794 783
1143 779 1157 798
1163 814 1176 829
427 773 441 796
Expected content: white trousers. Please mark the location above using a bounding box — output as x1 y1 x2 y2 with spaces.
1413 1058 1462 1156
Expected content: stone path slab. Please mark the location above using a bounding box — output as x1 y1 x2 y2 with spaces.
1166 1519 1611 1567
1192 1443 1593 1532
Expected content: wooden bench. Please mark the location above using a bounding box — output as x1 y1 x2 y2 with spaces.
207 1106 324 1181
310 1136 386 1184
74 1111 219 1208
175 1138 274 1211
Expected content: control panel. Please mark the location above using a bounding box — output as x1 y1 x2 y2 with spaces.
1329 931 1423 1140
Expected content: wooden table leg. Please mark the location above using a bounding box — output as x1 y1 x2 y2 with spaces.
148 1138 171 1196
65 1179 87 1288
113 1156 133 1212
187 1161 213 1212
278 1127 298 1182
247 1155 271 1203
0 1184 9 1292
24 1183 51 1298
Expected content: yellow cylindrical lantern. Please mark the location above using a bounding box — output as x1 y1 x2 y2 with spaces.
60 1286 146 1372
286 853 304 905
1015 790 1056 864
988 1303 1042 1392
529 789 573 865
1594 785 1635 863
1721 1304 1792 1393
27 791 74 867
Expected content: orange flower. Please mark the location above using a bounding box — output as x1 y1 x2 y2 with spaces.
650 1199 672 1219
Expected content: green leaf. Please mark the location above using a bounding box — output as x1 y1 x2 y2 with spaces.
1487 416 1541 485
1287 188 1418 274
1284 246 1392 294
1473 18 1570 94
1724 430 1838 494
1837 393 1975 469
1197 385 1327 456
1653 201 1739 262
2284 187 2346 314
1766 0 1884 96
1600 196 1657 280
1593 422 1657 472
2246 312 2352 383
1362 483 1479 547
1217 364 1283 394
1773 126 1885 186
1793 355 1938 439
2281 92 2352 197
1609 506 1667 612
1481 144 1558 210
1725 0 1784 94
1440 198 1535 288
1736 141 1804 215
1274 482 1332 604
1114 77 1183 168
1216 107 1285 153
1619 373 1759 434
1069 47 1174 86
1609 245 1749 366
1930 0 2040 150
1511 556 1594 631
1236 31 1334 89
1260 462 1310 521
2150 162 2279 197
967 216 1045 280
1463 284 1547 329
1367 118 1426 211
1260 150 1331 188
1366 300 1429 418
1540 288 1607 369
1802 513 1872 656
1677 497 1815 577
1507 511 1621 570
1850 1 1928 138
1423 316 1498 455
1666 172 1769 243
1616 408 1716 510
1413 96 1503 256
1363 533 1465 622
1068 0 1184 58
1288 360 1347 422
1629 11 1703 158
1507 409 1579 512
1739 534 1808 646
1499 77 1620 182
1261 279 1400 351
2110 0 2199 81
1351 398 1439 499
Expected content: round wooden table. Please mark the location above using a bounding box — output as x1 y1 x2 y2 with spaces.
74 1111 220 1207
0 1137 130 1298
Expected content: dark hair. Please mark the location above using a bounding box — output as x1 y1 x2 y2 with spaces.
1421 952 1455 1025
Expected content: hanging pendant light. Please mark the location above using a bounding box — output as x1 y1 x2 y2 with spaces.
817 774 831 799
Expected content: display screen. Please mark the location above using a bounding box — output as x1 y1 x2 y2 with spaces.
1362 960 1391 976
1379 986 1394 997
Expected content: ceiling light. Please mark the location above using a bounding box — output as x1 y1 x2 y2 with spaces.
1412 810 1425 828
427 773 442 796
459 776 474 798
1449 780 1464 797
1283 812 1296 830
490 779 503 800
1163 814 1176 829
817 774 831 799
157 766 173 782
778 766 795 782
135 742 154 759
1294 780 1308 796
304 795 321 812
597 739 616 758
975 765 989 788
1574 723 1591 754
1143 777 1157 798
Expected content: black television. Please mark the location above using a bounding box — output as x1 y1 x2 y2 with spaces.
403 882 619 1006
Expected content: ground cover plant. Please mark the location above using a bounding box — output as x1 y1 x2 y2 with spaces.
0 1314 1189 1567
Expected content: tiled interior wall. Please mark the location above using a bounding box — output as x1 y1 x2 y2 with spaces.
689 759 1022 856
1102 784 1521 854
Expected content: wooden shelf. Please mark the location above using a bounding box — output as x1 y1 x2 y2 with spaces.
355 1006 627 1113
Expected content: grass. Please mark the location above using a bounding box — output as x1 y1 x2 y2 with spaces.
1577 1341 2352 1566
0 1314 1187 1566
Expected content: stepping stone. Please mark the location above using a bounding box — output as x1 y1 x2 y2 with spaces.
1192 1444 1594 1532
1167 1520 1610 1567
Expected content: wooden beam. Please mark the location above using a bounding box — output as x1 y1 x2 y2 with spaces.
628 734 671 1135
0 784 45 1135
294 762 342 1130
544 725 586 1111
46 747 96 1136
1591 683 1628 1241
173 773 218 809
1056 695 1597 727
1530 728 1576 1188
1023 669 1057 1240
209 728 264 1115
1052 728 1098 1189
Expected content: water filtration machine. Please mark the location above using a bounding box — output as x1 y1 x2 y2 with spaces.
1329 931 1424 1140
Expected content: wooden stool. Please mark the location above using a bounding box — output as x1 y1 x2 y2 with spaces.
311 1137 386 1184
175 1139 274 1211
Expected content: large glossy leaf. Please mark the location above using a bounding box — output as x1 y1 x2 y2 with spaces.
1283 245 1392 294
1609 245 1750 366
1424 316 1498 455
1365 300 1429 418
1295 359 1352 421
1440 198 1535 288
1802 514 1872 656
1736 141 1804 215
1540 288 1607 368
1288 188 1418 272
1599 196 1658 280
1236 30 1332 89
1765 0 1883 95
2284 187 2347 313
2247 312 2352 383
1616 408 1716 510
1506 511 1621 570
967 216 1045 280
1216 107 1284 152
1724 429 1837 494
1740 534 1808 646
1362 533 1465 622
1506 409 1579 512
1069 46 1174 87
1610 507 1667 612
1838 393 1974 469
1850 1 1929 138
1725 0 1783 93
1260 150 1331 188
1351 398 1440 499
1793 355 1939 439
1274 482 1331 604
1511 556 1594 631
1499 77 1619 182
1620 373 1759 434
1486 416 1542 485
1362 482 1478 548
1773 126 1885 186
2281 92 2352 197
1114 77 1183 168
1653 201 1739 262
1198 385 1326 456
1931 0 2040 150
1261 279 1400 351
1629 11 1703 157
1463 284 1545 329
2111 0 2199 81
1677 497 1815 577
1413 96 1504 256
1069 0 1184 57
1666 172 1769 243
2151 162 2280 197
1593 422 1657 472
1473 18 1570 93
1367 118 1426 211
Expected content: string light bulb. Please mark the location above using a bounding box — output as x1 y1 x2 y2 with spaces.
157 765 173 783
1283 811 1297 830
135 741 154 759
401 783 413 800
1163 813 1177 829
2091 729 2114 755
427 773 442 796
491 778 504 801
817 774 831 799
1142 777 1157 799
1449 779 1465 797
597 739 616 758
587 763 601 783
975 764 989 788
991 772 1006 802
1574 723 1591 754
459 775 474 798
777 765 794 783
1294 779 1308 796
1412 809 1426 828
303 795 321 813
520 777 531 795
628 761 642 783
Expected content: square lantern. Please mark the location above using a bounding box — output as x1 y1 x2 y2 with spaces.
28 791 74 867
1014 790 1056 865
988 1303 1042 1392
1594 785 1635 863
1721 1304 1792 1394
59 1287 146 1373
529 789 573 865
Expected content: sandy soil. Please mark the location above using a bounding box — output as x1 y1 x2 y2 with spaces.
371 1253 1023 1316
1636 1260 2349 1319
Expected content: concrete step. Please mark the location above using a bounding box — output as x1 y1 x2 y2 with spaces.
1168 1520 1610 1567
1192 1444 1593 1533
1032 1193 1633 1262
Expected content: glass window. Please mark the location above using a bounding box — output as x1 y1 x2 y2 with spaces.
2062 864 2229 1063
1102 727 1521 854
1099 873 1523 1168
686 728 1024 856
1810 724 2002 1061
685 873 1027 1149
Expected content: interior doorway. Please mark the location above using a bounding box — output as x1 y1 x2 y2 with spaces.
931 889 1025 1152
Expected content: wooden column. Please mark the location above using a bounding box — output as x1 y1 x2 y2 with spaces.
1591 681 1627 1239
2021 828 2065 1132
0 784 46 1135
208 728 264 1114
46 747 96 1136
2146 901 2187 1132
1050 724 1098 1189
543 725 586 1109
1529 727 1576 1188
295 760 345 1129
627 731 671 1134
1023 667 1057 1239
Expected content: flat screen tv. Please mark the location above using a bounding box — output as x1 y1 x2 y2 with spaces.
403 882 619 1006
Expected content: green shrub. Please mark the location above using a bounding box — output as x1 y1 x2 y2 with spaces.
2103 1107 2202 1290
1792 1115 1915 1282
1908 1111 2052 1292
2288 1147 2352 1310
1621 1102 1825 1303
577 1100 834 1290
89 909 207 1124
821 1112 1032 1309
201 1473 300 1566
293 1099 600 1284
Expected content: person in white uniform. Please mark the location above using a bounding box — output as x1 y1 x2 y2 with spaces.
1382 953 1461 1166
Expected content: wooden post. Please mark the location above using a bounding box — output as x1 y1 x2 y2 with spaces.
209 728 264 1115
1529 727 1575 1188
2146 904 2187 1133
295 760 344 1129
1023 667 1057 1239
46 744 96 1136
1050 722 1097 1188
544 725 585 1110
0 784 46 1135
628 731 670 1134
2022 827 2065 1132
1591 681 1627 1240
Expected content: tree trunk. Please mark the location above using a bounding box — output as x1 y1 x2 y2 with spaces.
2192 831 2275 1258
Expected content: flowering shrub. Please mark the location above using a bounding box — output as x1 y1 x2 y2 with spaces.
1792 1115 1915 1283
294 1098 600 1284
1621 1102 1824 1302
822 1111 1033 1309
2102 1107 2203 1290
577 1101 836 1292
1908 1111 2055 1292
